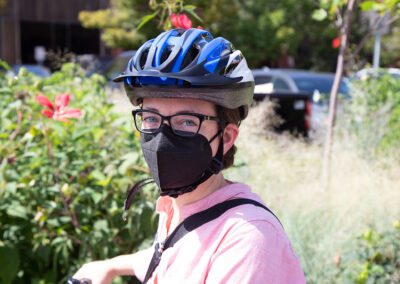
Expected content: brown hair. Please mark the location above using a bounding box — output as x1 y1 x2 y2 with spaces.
218 107 242 169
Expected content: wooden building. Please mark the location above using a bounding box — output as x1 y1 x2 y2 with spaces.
0 0 109 64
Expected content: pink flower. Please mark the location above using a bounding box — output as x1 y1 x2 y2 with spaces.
332 36 341 49
170 13 192 29
37 93 82 123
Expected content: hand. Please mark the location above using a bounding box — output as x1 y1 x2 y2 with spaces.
73 260 116 284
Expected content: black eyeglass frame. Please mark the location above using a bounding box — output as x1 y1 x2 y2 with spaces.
131 109 220 136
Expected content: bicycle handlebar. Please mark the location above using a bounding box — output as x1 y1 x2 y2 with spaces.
67 278 92 284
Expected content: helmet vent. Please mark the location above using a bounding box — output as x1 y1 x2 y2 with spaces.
181 45 199 70
139 48 150 70
160 46 173 65
224 54 242 76
224 61 239 76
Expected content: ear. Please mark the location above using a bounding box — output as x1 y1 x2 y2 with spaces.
222 123 239 155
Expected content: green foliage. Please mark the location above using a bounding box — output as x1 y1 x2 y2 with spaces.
313 0 348 21
337 221 400 284
78 0 342 69
0 61 157 283
79 0 201 49
312 0 400 71
77 0 400 69
79 0 151 49
145 0 202 31
343 74 400 158
314 0 400 22
193 0 339 69
360 0 400 15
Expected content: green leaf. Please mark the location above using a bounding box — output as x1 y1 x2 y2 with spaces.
140 205 156 236
312 8 328 21
360 1 376 11
137 11 159 31
6 203 29 219
118 152 139 174
0 245 20 283
96 176 112 187
91 191 103 204
0 87 11 95
0 60 11 71
5 182 17 193
47 219 61 227
94 219 109 232
59 216 72 224
72 126 93 140
90 170 106 181
184 9 203 23
183 5 197 11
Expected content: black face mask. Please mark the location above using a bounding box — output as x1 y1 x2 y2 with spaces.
140 124 224 198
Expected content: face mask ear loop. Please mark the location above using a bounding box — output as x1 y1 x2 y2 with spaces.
208 111 226 171
208 131 224 174
208 129 222 144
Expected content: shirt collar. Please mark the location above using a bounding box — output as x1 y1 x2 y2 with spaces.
156 182 251 219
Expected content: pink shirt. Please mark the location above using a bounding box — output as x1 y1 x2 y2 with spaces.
134 183 306 283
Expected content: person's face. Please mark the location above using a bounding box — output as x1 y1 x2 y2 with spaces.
141 97 238 156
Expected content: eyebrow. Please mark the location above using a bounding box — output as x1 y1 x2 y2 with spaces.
142 107 159 112
142 107 207 115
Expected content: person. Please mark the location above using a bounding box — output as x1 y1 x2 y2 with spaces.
73 28 306 284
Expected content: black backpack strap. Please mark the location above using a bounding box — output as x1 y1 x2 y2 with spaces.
142 198 281 283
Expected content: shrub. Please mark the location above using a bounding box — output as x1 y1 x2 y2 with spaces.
337 221 400 284
0 62 157 283
343 74 400 158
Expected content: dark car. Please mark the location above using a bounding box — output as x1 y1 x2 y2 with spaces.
95 51 136 86
252 68 351 136
12 64 51 77
252 68 351 103
251 68 313 137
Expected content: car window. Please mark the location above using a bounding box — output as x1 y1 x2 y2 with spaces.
292 77 349 95
254 75 272 85
273 78 290 91
104 57 131 80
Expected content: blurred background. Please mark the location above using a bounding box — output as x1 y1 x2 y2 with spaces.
0 0 399 283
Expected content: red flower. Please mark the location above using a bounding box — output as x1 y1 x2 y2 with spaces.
170 13 192 29
37 93 82 123
332 36 341 49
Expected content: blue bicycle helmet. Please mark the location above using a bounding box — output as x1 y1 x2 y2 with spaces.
113 28 254 118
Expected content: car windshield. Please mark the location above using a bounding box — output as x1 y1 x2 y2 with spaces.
292 76 349 96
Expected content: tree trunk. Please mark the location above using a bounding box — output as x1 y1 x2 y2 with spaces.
322 0 356 189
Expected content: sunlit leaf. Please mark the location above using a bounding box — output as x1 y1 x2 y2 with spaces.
137 11 159 30
360 1 376 11
312 8 328 21
6 203 29 219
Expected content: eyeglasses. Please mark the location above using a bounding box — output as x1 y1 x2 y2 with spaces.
132 109 219 137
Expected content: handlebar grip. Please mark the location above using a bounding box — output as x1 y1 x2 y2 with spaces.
67 278 92 284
